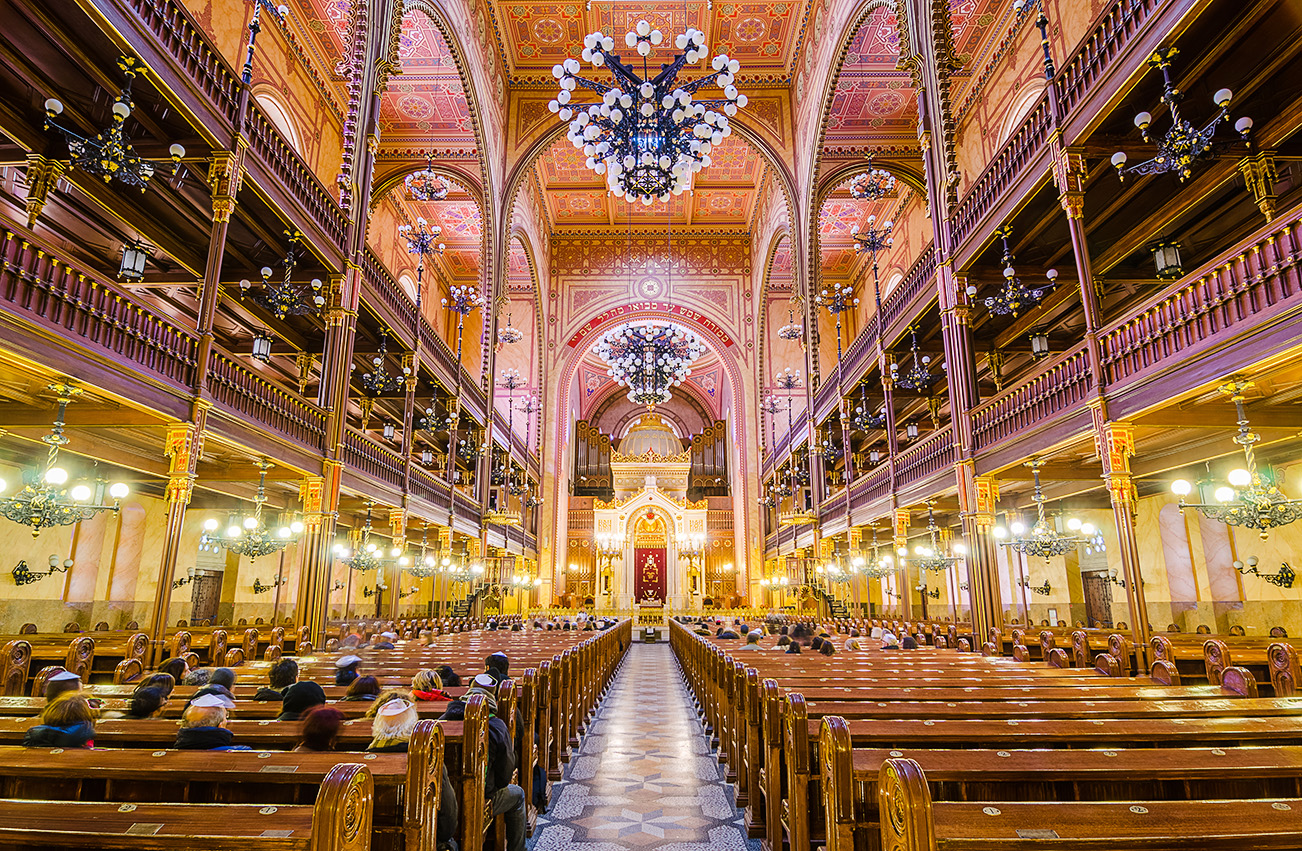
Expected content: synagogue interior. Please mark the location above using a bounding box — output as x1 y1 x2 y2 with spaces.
0 0 1300 846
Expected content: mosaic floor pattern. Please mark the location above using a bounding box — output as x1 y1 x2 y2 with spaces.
530 643 760 851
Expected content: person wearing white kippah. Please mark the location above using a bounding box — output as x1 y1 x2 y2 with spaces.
175 693 251 750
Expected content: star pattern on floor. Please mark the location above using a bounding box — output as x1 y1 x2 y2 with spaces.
529 644 761 851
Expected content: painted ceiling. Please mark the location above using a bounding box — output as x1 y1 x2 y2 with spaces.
487 0 813 83
532 133 765 232
817 176 902 280
390 176 483 281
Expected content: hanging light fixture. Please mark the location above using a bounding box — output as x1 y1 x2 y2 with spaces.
42 56 185 191
967 224 1058 316
1029 329 1051 360
904 421 920 440
497 312 524 346
0 384 131 537
199 459 302 559
890 326 938 392
773 368 815 527
382 421 396 442
995 459 1095 558
856 527 895 579
251 334 273 363
1111 47 1252 182
1171 379 1302 538
594 322 703 408
399 218 445 309
118 241 149 281
405 157 450 201
403 525 439 579
847 160 897 201
1150 240 1183 280
550 21 747 204
358 330 409 397
238 230 325 319
777 302 804 342
441 283 484 465
420 448 434 466
813 281 860 364
334 504 402 571
910 503 967 572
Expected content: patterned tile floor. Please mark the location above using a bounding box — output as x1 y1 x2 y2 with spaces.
530 643 760 851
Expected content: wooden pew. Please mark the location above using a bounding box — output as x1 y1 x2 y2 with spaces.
0 761 373 851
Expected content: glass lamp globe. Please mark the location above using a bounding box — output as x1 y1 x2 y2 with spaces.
203 518 220 531
109 482 130 500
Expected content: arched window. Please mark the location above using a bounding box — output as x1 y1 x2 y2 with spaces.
398 274 418 301
255 92 303 154
884 272 904 296
1000 81 1047 146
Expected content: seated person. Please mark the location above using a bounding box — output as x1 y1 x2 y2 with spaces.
844 629 864 651
183 667 214 687
819 641 835 656
482 677 526 851
125 686 168 719
159 656 189 684
880 631 900 650
174 694 251 751
335 654 363 686
411 670 453 701
43 670 81 704
295 706 344 752
901 635 919 650
24 693 95 748
253 658 298 701
810 637 825 652
735 632 763 650
342 676 381 702
784 641 801 654
372 631 398 650
717 627 741 640
436 664 462 688
484 652 510 684
188 667 236 707
278 681 327 721
775 635 791 650
368 698 419 752
138 672 176 700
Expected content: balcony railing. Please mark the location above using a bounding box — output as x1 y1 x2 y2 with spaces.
971 345 1094 452
363 247 417 339
895 426 955 489
1056 0 1166 123
343 427 405 489
207 349 327 449
245 106 349 251
410 466 451 510
0 229 198 390
119 0 241 125
881 242 939 336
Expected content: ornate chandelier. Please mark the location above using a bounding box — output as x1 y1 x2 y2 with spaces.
851 381 887 432
549 21 747 203
777 304 803 342
497 312 524 346
855 528 895 579
848 163 896 201
1171 380 1302 538
399 219 445 300
995 460 1095 558
0 384 130 537
199 460 302 559
890 326 938 392
238 230 325 319
334 504 401 571
43 56 185 191
1111 47 1252 182
405 157 450 201
967 225 1058 317
594 322 703 408
358 330 409 397
403 526 439 579
910 503 966 572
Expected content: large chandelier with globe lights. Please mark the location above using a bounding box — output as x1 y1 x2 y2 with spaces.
334 504 402 572
0 384 131 537
594 322 703 408
776 304 803 342
910 503 967 572
199 460 302 559
995 459 1096 559
890 326 938 392
405 157 450 201
848 161 897 201
1171 380 1302 539
549 21 748 204
857 528 897 579
966 224 1058 317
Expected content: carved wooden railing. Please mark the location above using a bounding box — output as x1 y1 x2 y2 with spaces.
363 247 416 338
343 427 405 489
882 243 939 335
119 0 241 125
1100 208 1302 391
410 466 451 510
852 461 892 507
452 489 481 525
207 349 326 448
971 345 1094 452
418 316 488 413
895 426 955 489
245 106 348 250
1056 0 1166 122
0 230 198 389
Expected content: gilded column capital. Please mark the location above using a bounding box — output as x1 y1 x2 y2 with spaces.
24 154 66 229
1239 151 1279 223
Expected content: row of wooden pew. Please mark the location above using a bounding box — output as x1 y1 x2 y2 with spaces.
0 619 631 851
671 618 1302 851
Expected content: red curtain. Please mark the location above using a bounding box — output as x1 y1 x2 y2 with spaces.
633 547 667 602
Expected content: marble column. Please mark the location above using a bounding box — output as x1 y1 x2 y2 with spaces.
67 511 110 605
1096 418 1151 666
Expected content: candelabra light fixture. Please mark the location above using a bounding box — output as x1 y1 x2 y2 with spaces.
594 322 703 408
238 230 325 319
911 503 967 572
915 583 940 600
403 526 439 579
848 162 897 201
813 281 859 365
890 326 938 392
1232 556 1296 589
1171 380 1302 538
42 56 185 191
550 21 748 203
0 384 130 537
405 157 450 201
334 505 402 572
442 283 484 462
1111 47 1253 182
777 303 804 343
851 382 888 432
967 225 1057 316
497 312 524 347
358 330 409 397
995 460 1095 559
12 556 74 587
1017 578 1052 596
399 218 445 307
854 528 896 579
199 460 302 559
252 575 288 594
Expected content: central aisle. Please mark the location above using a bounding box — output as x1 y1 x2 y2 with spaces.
531 643 756 851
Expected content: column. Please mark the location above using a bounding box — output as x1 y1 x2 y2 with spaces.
293 464 341 646
193 151 245 398
893 508 912 619
957 462 1002 646
1055 149 1105 388
388 507 406 617
1096 417 1152 666
149 417 206 665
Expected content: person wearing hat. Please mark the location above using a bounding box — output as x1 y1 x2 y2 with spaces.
43 670 81 704
23 693 95 748
187 667 236 708
278 681 327 721
484 652 510 684
372 632 397 651
175 694 251 751
335 654 363 686
368 698 461 849
253 658 299 701
479 670 526 851
880 631 900 650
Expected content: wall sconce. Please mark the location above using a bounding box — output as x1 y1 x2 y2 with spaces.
1029 329 1050 360
251 334 273 363
119 241 149 281
252 575 287 594
1150 240 1183 280
1017 577 1052 596
331 580 345 591
1233 556 1295 588
172 569 195 589
383 421 396 441
12 555 73 586
905 422 920 440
